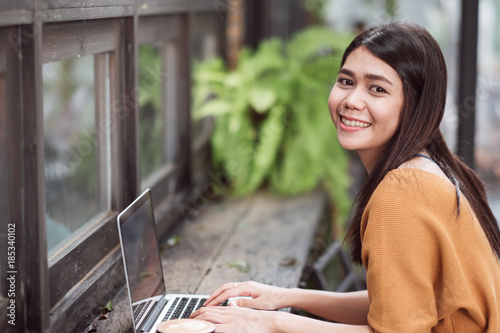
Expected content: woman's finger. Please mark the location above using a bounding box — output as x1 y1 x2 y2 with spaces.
204 282 251 306
190 306 226 322
203 282 241 305
192 305 276 333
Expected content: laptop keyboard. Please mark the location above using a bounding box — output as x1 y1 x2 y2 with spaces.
132 299 153 323
163 297 229 321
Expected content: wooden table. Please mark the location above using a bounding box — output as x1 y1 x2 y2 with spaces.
87 190 326 332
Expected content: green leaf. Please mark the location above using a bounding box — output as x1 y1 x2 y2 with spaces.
101 301 113 314
234 105 285 195
194 100 233 119
226 261 250 273
224 72 242 88
248 87 277 113
287 27 353 64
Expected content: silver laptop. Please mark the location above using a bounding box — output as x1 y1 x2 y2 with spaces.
117 189 226 333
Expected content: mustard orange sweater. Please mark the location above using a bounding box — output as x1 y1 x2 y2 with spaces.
361 169 500 332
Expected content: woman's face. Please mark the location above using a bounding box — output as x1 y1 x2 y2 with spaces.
328 46 404 166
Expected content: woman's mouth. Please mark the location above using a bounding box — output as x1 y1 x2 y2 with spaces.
340 116 371 128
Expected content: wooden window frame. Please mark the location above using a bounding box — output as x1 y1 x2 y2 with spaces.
43 17 126 310
0 26 26 333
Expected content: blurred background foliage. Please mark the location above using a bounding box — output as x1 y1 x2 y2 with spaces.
192 27 354 223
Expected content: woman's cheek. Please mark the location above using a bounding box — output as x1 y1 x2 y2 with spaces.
328 96 340 125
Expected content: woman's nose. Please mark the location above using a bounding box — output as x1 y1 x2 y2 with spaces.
343 88 366 111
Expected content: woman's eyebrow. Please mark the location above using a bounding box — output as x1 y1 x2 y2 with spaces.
365 73 393 86
338 68 355 77
339 68 393 86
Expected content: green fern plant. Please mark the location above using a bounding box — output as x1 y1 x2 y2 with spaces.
192 27 354 223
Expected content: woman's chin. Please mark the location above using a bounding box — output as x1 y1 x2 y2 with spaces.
337 140 361 151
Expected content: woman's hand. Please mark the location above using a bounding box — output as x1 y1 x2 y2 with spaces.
191 287 373 333
190 302 281 333
202 281 290 310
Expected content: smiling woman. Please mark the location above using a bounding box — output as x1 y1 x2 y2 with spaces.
189 22 500 333
328 46 404 173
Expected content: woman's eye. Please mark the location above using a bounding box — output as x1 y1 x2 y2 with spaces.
339 78 354 86
371 86 387 93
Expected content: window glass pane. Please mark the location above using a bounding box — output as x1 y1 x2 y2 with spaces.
476 0 500 220
43 55 105 255
138 43 165 181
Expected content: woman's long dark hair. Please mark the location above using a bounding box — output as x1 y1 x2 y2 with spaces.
343 22 500 265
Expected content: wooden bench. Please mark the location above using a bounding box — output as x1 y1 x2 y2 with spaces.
86 190 327 332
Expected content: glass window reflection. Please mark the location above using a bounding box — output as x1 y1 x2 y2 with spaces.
43 55 106 255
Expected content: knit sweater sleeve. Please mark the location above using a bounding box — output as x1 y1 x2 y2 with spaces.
360 170 457 333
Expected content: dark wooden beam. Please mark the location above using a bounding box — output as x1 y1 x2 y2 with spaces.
1 26 26 333
456 0 479 169
21 13 51 331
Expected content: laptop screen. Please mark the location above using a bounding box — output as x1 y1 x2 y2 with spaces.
117 189 166 303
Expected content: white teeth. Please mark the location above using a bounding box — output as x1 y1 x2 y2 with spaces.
341 117 370 128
